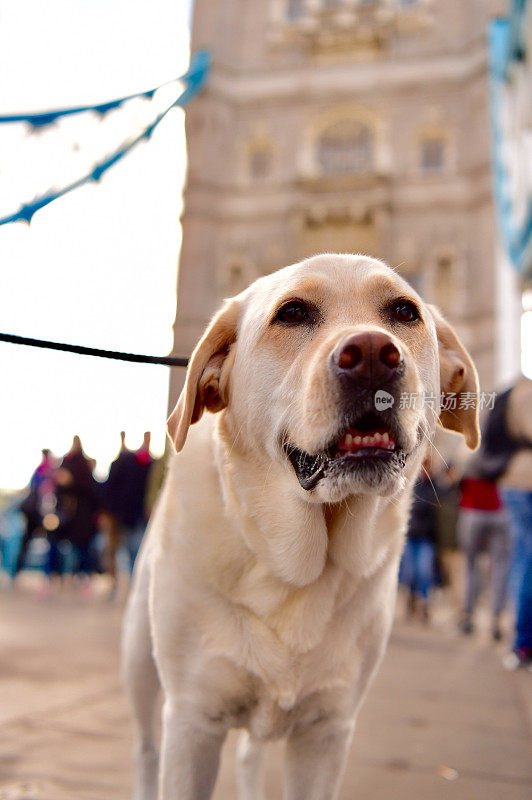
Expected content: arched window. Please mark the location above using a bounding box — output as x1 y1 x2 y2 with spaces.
420 136 446 172
318 120 374 175
287 0 305 21
404 272 423 295
228 264 245 294
222 256 255 295
434 254 453 312
249 147 272 179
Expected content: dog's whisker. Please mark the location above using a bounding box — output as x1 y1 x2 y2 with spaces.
420 463 441 507
418 425 449 471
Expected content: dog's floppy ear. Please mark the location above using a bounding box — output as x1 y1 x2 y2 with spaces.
168 299 239 452
428 304 480 450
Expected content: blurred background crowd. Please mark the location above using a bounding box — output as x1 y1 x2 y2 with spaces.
398 375 532 670
0 432 164 600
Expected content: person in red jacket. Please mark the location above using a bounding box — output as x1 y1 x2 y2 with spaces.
458 466 511 639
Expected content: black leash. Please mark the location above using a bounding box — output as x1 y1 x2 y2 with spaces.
0 332 189 367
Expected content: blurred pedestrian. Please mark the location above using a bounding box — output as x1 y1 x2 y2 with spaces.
494 378 532 669
100 431 130 596
399 458 438 623
43 435 100 594
143 442 169 521
104 431 153 588
457 458 511 640
0 495 26 584
15 448 57 577
435 463 462 611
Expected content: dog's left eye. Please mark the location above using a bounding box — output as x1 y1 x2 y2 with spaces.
391 300 420 323
275 301 310 325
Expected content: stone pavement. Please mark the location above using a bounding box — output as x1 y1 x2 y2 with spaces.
0 578 530 800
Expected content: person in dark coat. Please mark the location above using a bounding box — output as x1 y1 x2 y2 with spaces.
103 431 153 589
15 448 57 576
50 436 100 583
99 431 129 593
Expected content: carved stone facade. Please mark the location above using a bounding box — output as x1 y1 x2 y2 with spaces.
170 0 509 407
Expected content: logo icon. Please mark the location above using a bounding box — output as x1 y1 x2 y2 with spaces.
374 390 394 411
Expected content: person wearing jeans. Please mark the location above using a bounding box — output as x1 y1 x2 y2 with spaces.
399 459 438 622
499 378 532 669
400 538 435 605
501 490 532 663
457 493 511 640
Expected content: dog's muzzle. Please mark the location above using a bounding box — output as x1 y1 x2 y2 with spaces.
285 332 409 491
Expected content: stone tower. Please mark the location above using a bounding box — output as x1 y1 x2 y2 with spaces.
170 0 508 408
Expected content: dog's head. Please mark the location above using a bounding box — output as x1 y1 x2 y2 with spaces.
168 254 479 503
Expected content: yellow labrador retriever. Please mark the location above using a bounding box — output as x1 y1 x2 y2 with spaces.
122 254 479 800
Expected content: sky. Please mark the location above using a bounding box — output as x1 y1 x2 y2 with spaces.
0 0 192 489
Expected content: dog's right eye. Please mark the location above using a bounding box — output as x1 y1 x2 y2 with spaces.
275 301 310 325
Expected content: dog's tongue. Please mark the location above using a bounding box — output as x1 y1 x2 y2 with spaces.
337 429 395 452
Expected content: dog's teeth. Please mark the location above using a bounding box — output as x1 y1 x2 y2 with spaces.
381 432 389 445
354 436 362 445
345 433 353 446
374 432 381 443
362 436 370 445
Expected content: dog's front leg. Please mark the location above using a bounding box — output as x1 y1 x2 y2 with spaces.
236 729 266 800
283 717 355 800
158 700 226 800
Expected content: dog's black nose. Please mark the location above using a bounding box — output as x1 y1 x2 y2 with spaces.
333 331 403 385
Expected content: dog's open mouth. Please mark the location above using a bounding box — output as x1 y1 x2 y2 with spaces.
335 427 396 454
284 412 406 491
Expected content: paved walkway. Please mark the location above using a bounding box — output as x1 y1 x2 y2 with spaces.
0 577 530 800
